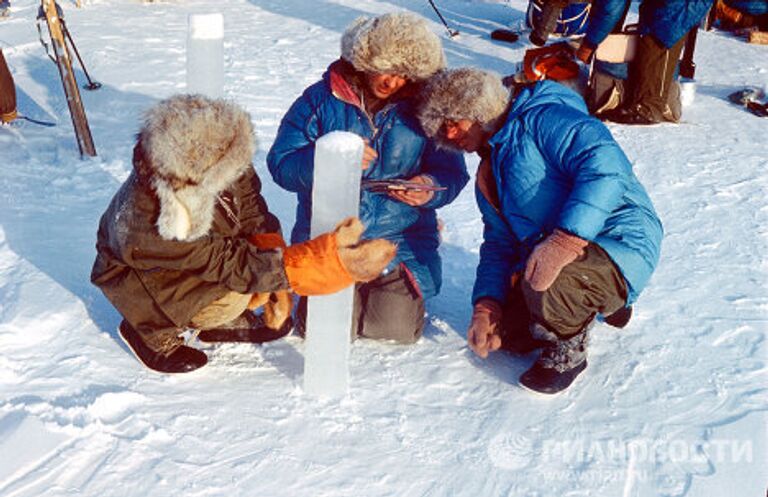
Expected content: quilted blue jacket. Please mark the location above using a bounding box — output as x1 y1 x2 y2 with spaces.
585 0 713 48
267 61 469 298
724 0 768 15
472 81 663 305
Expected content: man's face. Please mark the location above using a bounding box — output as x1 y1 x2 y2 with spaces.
442 119 486 152
366 73 409 100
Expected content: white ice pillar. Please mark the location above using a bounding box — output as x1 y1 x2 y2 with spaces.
303 131 363 397
186 13 224 98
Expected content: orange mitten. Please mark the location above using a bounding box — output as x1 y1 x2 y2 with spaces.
282 231 352 295
281 217 396 296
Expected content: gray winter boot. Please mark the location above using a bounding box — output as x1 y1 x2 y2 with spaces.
519 322 589 394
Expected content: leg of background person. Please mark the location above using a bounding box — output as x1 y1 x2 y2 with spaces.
629 34 686 121
0 49 18 123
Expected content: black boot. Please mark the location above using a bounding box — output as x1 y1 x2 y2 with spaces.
500 321 549 355
519 323 588 394
119 320 207 373
604 305 632 328
599 103 660 125
502 332 549 355
197 311 292 343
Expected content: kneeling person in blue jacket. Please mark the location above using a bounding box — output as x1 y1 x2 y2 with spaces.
419 69 663 393
268 13 469 343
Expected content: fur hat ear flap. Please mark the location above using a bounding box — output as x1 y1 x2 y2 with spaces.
153 180 193 240
340 13 446 81
418 68 512 141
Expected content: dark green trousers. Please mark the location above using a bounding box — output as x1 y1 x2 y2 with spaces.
503 243 628 339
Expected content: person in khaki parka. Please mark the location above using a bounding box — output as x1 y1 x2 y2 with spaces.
91 95 395 374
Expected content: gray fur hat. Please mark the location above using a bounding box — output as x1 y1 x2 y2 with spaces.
341 13 446 81
137 94 255 241
418 68 512 139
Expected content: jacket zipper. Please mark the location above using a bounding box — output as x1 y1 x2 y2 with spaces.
216 194 240 231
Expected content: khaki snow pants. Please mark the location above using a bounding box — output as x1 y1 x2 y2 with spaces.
190 291 251 330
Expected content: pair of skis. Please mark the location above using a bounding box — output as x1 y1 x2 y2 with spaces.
38 0 97 157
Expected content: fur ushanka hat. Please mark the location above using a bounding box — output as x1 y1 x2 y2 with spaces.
341 12 446 81
136 94 255 241
418 68 512 141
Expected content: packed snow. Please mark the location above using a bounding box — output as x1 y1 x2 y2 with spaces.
0 0 766 496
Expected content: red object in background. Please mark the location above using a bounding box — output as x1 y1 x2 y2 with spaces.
523 42 581 81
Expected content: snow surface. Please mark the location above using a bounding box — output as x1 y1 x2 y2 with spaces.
0 0 766 496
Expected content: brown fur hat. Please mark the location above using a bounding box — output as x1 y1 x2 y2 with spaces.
418 68 512 141
341 13 446 81
137 94 255 241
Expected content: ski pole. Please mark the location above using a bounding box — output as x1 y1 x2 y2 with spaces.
426 0 460 38
61 19 102 90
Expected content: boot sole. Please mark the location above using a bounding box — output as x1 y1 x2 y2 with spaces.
518 360 588 396
118 326 206 374
197 317 293 344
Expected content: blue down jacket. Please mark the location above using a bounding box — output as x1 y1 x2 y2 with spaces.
472 81 663 305
267 62 468 299
724 0 768 15
585 0 713 48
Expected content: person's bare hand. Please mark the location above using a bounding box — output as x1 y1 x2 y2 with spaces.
388 175 435 207
361 140 378 170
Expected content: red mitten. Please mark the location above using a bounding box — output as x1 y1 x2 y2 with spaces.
524 229 588 292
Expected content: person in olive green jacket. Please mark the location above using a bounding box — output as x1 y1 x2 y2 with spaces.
91 95 395 374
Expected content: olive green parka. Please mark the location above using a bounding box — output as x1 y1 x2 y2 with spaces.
91 96 289 344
